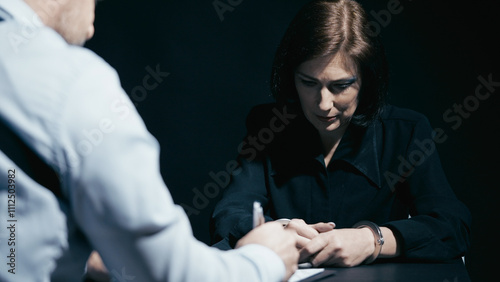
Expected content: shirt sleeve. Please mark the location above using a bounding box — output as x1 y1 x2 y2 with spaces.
211 155 275 246
57 53 285 282
211 105 279 247
383 116 471 261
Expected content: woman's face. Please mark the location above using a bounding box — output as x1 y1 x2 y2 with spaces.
294 54 361 136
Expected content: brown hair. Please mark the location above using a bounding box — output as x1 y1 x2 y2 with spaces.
270 0 389 127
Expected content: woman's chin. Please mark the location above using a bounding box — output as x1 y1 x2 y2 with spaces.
316 123 341 133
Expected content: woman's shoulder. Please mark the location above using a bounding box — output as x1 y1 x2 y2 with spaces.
379 105 431 125
245 103 278 124
376 105 435 138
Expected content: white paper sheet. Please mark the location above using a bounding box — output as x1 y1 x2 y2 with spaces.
288 268 325 282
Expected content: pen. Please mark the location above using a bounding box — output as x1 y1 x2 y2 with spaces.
252 201 265 228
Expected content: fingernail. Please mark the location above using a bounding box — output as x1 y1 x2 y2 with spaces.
328 222 336 228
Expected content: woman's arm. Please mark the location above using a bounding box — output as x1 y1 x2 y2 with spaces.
379 227 400 258
383 116 471 261
211 155 273 246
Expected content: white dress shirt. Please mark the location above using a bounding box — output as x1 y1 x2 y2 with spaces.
0 0 285 281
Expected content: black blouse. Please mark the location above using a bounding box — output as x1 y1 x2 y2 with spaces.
211 103 471 261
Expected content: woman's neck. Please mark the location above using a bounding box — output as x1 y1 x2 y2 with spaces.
319 124 348 167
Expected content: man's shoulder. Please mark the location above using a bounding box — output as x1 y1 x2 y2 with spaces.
37 37 113 77
1 22 113 78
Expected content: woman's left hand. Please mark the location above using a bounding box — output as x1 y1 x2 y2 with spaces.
298 228 375 267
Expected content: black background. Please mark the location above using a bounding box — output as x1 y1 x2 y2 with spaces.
85 1 499 280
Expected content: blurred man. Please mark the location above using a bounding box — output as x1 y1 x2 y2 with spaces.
0 0 299 281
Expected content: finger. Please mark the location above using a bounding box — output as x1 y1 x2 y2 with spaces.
287 219 318 239
319 253 363 268
299 249 314 264
298 236 327 262
311 247 336 267
295 235 311 249
318 255 343 267
311 222 336 233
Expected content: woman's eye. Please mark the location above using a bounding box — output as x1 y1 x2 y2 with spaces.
336 83 352 89
330 82 353 93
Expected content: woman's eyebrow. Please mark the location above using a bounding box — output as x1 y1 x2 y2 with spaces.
295 71 319 81
295 71 357 83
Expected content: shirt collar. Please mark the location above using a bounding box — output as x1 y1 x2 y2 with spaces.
270 117 382 189
329 123 382 188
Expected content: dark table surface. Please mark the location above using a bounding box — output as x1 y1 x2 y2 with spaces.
214 238 470 282
301 259 469 282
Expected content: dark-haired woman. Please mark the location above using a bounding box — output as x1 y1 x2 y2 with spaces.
211 0 470 267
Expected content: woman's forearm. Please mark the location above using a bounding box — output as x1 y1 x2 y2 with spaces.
378 227 400 258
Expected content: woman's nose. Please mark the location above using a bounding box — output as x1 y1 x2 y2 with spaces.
317 87 333 112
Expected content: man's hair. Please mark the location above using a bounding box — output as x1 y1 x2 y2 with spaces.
270 0 389 127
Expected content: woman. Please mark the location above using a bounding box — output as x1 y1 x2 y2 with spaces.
211 0 470 267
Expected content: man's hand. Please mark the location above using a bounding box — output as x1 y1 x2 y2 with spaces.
285 219 336 248
236 222 300 280
299 228 375 267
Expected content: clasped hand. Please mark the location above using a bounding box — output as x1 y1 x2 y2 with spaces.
285 219 375 267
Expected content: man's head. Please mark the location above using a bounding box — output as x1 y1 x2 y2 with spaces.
24 0 96 46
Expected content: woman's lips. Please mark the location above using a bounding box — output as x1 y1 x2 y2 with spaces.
317 115 338 122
